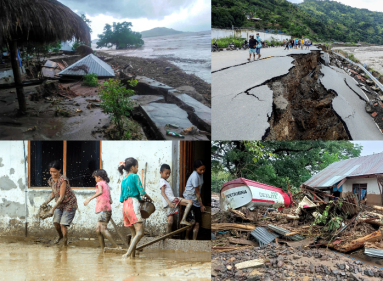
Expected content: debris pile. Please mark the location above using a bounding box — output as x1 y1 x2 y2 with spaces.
212 187 383 280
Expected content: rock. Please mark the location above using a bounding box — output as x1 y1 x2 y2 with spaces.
338 263 345 270
226 265 232 271
364 269 374 277
332 269 339 275
310 264 315 273
277 260 284 268
366 80 374 86
293 255 301 260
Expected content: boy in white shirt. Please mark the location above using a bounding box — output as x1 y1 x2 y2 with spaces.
159 164 192 234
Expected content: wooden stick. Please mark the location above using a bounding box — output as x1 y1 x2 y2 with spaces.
136 225 190 250
110 218 129 248
211 223 256 231
284 231 301 237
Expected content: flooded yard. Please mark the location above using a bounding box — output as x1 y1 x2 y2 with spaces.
0 237 211 281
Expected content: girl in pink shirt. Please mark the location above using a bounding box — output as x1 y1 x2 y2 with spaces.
84 169 120 250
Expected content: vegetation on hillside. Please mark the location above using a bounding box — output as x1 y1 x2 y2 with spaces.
212 0 383 44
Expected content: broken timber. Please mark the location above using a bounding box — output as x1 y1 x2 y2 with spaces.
328 228 383 252
235 259 264 270
104 225 190 254
212 223 256 231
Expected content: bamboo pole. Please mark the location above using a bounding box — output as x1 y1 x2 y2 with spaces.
110 218 129 248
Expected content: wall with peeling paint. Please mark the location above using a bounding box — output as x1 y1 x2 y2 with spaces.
0 141 180 237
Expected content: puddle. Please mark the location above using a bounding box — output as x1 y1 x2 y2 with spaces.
0 241 210 280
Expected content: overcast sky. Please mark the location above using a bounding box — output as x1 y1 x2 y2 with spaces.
287 0 383 12
59 0 211 40
351 141 383 156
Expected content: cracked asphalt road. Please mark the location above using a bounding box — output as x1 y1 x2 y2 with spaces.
320 65 383 140
212 46 321 140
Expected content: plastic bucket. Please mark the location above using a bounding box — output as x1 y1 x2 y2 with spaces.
201 206 211 229
140 201 156 219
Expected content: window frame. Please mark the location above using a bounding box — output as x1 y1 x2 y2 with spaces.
28 140 102 189
352 183 367 201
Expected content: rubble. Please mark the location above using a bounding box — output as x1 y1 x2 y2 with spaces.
212 184 383 280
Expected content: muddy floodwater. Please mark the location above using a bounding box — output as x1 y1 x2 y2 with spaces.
0 240 211 281
336 45 383 75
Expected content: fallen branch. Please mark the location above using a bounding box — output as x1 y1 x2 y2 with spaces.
328 229 383 252
212 223 256 231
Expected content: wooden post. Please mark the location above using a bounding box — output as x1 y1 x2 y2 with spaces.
9 40 26 112
110 218 129 248
328 229 383 252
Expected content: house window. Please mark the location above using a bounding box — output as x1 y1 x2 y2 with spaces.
29 141 101 188
353 183 367 201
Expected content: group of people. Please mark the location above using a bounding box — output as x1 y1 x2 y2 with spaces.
40 158 206 259
248 33 263 61
283 37 312 50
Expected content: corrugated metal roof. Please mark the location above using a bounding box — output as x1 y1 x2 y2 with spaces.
58 54 115 77
250 227 279 247
268 224 305 241
304 153 383 188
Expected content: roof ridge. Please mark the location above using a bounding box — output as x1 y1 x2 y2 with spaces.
88 54 114 75
333 151 383 164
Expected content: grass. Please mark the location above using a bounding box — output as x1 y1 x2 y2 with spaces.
212 36 286 48
83 73 99 87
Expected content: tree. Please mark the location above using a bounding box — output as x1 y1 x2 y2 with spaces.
212 141 362 192
96 22 144 49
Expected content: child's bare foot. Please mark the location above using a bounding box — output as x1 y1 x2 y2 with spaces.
180 220 192 226
63 237 68 247
53 236 63 244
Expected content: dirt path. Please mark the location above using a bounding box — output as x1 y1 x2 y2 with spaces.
0 236 210 280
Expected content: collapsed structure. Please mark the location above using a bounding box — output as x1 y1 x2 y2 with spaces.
212 154 383 280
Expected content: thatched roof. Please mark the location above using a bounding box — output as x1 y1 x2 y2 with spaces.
0 0 90 45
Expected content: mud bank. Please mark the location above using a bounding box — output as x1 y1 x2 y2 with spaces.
0 238 210 281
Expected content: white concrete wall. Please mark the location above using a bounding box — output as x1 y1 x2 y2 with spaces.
212 28 291 42
342 177 379 194
0 141 179 236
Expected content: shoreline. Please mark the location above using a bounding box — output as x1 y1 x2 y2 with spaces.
97 51 211 106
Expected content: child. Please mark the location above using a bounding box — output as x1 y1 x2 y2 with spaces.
84 169 120 250
119 157 153 259
183 159 206 240
159 164 192 234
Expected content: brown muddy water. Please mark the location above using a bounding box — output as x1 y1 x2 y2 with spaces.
0 240 211 281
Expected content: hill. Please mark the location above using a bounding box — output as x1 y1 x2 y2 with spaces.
212 0 383 44
140 27 183 38
299 0 383 44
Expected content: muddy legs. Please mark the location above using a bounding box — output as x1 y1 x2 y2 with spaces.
96 223 105 249
167 216 173 234
185 222 199 240
53 223 63 244
122 223 143 259
180 199 192 226
61 225 68 246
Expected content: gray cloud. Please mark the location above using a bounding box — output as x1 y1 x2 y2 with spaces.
59 0 196 20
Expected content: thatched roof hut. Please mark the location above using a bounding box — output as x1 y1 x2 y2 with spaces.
0 0 90 45
0 0 91 112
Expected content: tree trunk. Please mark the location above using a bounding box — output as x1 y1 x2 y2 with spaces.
328 229 383 252
9 40 26 113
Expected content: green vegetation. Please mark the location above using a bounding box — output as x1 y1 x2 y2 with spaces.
212 0 383 44
211 36 285 48
211 141 362 193
20 41 62 65
99 79 137 139
83 73 98 87
141 27 183 38
212 36 244 48
97 22 144 49
348 53 359 63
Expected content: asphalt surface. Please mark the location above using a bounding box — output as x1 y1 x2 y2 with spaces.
320 65 383 140
212 46 383 140
212 46 321 140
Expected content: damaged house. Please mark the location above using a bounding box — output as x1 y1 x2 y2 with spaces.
302 152 383 206
0 140 210 239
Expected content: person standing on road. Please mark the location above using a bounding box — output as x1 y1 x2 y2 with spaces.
301 37 304 50
247 35 257 61
284 39 290 50
295 38 298 49
255 33 262 60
